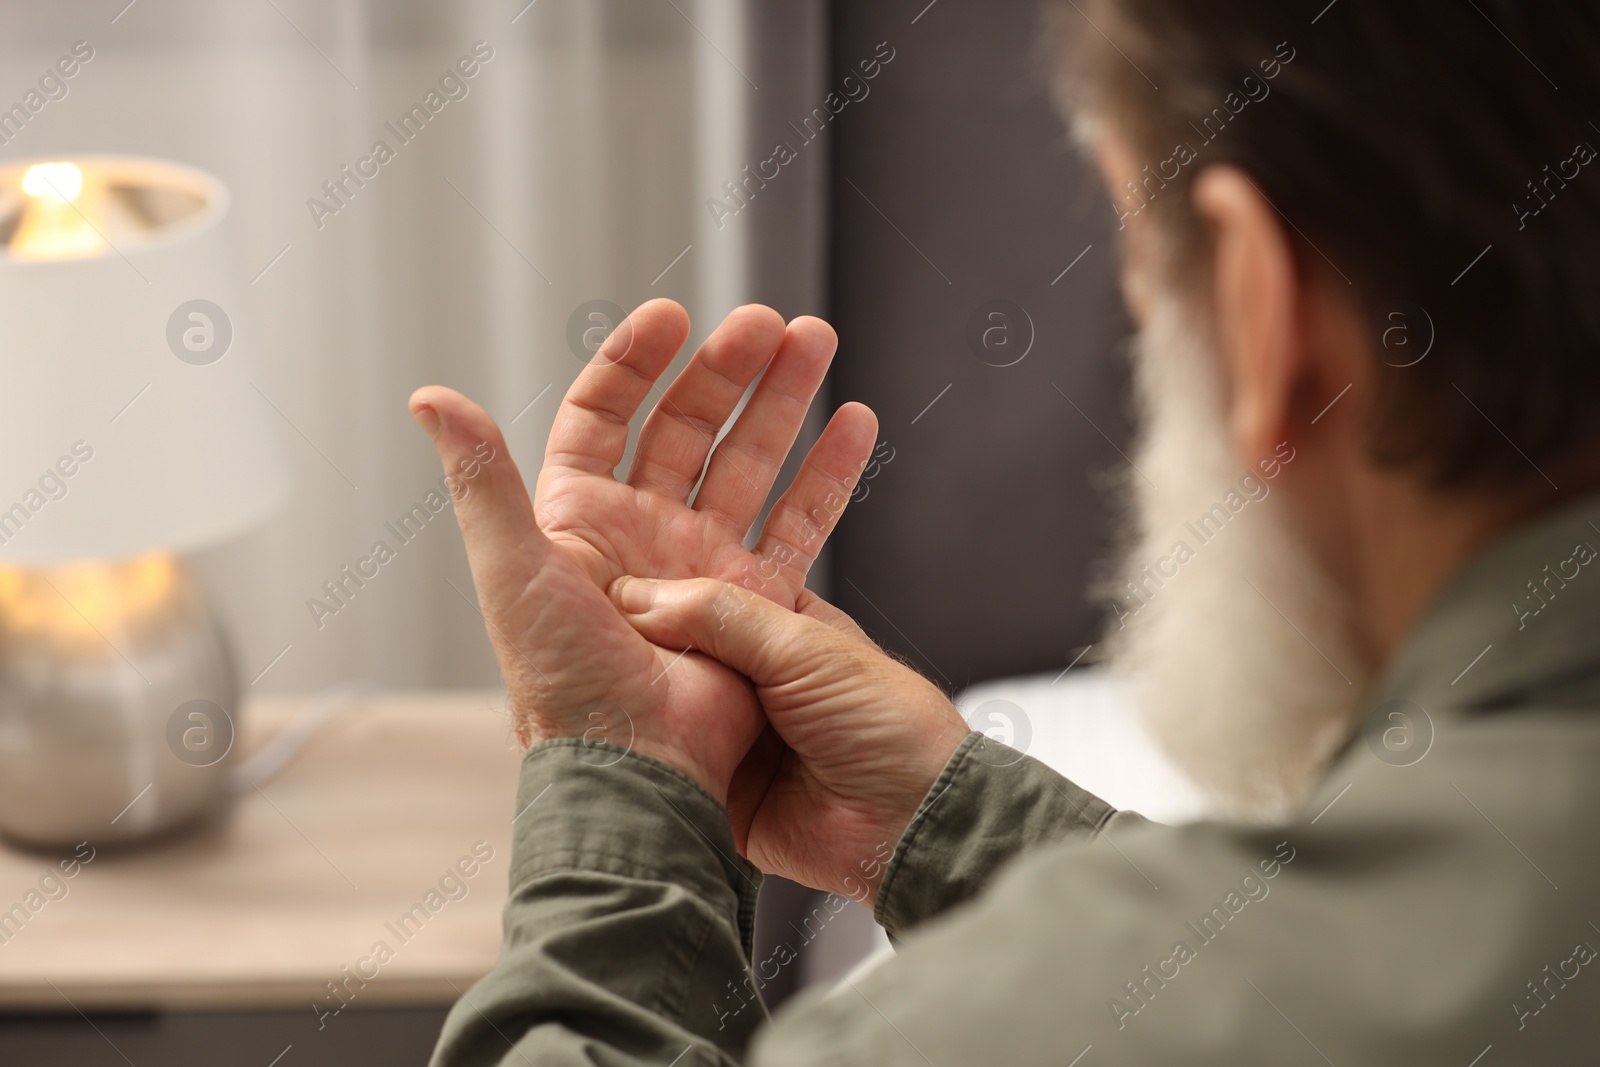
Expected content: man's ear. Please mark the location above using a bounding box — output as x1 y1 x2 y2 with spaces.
1190 166 1301 468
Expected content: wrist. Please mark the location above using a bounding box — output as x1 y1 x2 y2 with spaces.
859 699 971 911
628 738 729 807
519 734 732 810
515 720 728 808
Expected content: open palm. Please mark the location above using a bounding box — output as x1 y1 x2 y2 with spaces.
533 301 865 603
410 300 877 805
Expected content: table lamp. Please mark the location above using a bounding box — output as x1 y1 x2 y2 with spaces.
0 156 289 848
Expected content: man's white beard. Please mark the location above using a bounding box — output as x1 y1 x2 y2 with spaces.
1101 291 1370 822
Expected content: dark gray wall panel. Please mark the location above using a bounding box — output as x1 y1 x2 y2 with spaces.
827 0 1135 686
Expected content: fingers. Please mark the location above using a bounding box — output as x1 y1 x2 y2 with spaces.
625 304 787 501
692 316 838 532
746 402 879 591
610 576 828 687
409 385 548 580
544 299 691 476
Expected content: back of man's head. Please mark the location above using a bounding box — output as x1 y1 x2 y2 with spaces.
1052 2 1600 489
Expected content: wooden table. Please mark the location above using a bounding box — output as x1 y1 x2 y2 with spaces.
0 690 523 1013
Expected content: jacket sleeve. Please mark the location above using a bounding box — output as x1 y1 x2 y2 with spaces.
873 732 1149 940
429 732 1121 1067
428 739 768 1067
435 723 1548 1066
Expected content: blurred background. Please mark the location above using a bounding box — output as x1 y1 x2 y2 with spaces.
0 0 1131 1062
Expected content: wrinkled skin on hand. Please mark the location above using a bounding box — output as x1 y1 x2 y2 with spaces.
409 300 878 814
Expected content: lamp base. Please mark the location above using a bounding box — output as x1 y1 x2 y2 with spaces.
0 554 239 848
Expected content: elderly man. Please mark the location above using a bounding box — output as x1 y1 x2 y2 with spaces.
413 2 1600 1063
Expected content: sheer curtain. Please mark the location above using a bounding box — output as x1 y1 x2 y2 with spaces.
2 0 826 692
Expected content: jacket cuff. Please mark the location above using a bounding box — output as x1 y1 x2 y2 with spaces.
511 738 763 954
874 731 1118 939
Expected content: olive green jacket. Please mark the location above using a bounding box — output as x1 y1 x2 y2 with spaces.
431 494 1600 1065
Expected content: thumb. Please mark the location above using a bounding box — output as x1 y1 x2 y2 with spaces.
610 576 829 687
408 385 551 577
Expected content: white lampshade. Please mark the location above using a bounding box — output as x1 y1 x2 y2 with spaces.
0 156 289 564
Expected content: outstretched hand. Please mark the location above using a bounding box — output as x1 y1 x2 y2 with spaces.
409 300 878 807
